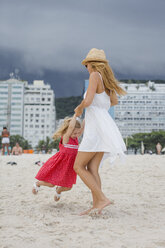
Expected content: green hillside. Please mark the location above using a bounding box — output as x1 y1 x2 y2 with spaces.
55 96 83 119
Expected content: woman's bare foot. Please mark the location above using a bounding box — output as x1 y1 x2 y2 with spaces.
79 207 94 216
94 198 113 214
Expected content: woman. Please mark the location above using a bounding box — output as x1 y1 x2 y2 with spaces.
74 48 127 215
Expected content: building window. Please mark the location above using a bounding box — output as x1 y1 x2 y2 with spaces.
12 102 20 105
12 92 21 94
12 86 22 89
0 86 8 88
12 97 22 100
0 92 8 94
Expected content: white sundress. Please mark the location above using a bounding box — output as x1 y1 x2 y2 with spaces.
78 75 127 164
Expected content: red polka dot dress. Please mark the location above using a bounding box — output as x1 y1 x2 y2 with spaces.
35 137 78 188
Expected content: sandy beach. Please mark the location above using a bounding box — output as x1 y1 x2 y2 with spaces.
0 154 165 248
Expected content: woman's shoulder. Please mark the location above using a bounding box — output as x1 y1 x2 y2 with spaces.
89 72 102 86
90 71 101 79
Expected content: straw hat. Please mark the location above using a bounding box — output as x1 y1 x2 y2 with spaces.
82 48 108 65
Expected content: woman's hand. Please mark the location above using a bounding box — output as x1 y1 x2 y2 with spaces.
74 105 83 117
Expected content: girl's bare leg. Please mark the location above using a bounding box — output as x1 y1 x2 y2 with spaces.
56 186 72 194
54 186 72 201
74 152 111 214
32 180 54 194
36 181 55 187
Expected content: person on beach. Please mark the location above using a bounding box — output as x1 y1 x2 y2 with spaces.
11 143 23 155
1 127 10 155
156 142 162 155
74 48 127 215
32 114 84 201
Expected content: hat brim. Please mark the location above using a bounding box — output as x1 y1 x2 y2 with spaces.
82 58 108 65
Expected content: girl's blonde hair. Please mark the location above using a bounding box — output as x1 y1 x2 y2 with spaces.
53 117 81 140
89 61 127 96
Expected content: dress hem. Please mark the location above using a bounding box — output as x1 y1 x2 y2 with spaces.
35 177 76 188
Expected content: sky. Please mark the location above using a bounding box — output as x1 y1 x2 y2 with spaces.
0 0 165 97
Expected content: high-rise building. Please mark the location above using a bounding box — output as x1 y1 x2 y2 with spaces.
115 81 165 137
0 79 26 136
24 80 56 148
0 79 56 148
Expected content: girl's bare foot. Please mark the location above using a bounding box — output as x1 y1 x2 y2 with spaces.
32 182 40 195
54 187 61 201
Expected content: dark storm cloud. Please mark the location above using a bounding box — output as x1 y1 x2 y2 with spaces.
0 0 165 85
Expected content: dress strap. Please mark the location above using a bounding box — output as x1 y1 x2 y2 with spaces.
98 73 105 90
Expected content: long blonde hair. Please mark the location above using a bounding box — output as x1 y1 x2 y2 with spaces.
53 117 81 140
89 61 127 96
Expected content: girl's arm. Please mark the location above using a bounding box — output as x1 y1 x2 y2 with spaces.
74 72 99 116
63 114 77 144
78 119 85 137
110 90 118 106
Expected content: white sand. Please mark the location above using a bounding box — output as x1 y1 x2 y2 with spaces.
0 154 165 248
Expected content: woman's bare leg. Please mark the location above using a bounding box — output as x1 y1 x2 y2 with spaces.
87 152 103 206
79 153 103 215
74 152 111 214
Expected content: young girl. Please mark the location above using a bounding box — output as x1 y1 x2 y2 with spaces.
32 114 84 201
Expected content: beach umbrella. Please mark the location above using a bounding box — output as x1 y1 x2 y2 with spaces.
161 147 165 152
141 141 144 154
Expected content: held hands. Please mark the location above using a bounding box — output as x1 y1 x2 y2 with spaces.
74 105 83 117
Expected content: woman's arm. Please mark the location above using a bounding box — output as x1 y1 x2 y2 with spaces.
63 114 77 144
74 72 98 116
110 90 118 106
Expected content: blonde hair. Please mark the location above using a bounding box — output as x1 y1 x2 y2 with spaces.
53 117 81 140
89 61 127 96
